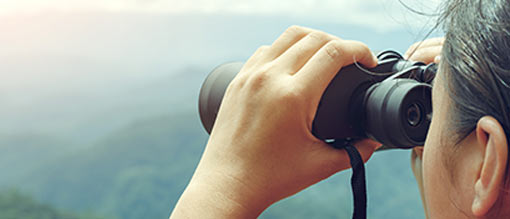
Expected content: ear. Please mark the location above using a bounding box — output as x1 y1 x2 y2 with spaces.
472 116 508 216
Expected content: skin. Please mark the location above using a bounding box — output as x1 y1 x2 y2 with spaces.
171 26 380 218
171 27 510 218
406 37 443 219
408 38 510 218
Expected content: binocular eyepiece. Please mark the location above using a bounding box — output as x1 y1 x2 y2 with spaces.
199 50 436 149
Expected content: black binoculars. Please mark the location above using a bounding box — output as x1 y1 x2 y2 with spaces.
199 50 437 149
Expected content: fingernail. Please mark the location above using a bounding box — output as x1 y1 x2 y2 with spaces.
434 55 441 63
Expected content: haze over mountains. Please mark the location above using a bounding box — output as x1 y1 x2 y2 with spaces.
0 11 436 218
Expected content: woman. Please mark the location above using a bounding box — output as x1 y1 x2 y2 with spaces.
171 0 510 218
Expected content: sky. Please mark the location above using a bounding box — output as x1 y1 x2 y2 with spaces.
0 0 444 137
0 0 442 31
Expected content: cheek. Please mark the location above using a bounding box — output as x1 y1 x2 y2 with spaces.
422 122 453 216
421 69 458 216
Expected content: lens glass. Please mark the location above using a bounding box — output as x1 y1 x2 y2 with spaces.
407 103 422 127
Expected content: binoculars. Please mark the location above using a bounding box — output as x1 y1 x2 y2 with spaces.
199 50 436 149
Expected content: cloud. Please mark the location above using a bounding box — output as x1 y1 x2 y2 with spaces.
0 0 443 32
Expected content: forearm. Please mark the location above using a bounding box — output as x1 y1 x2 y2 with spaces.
170 171 269 218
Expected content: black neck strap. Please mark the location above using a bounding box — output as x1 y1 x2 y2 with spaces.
333 141 367 219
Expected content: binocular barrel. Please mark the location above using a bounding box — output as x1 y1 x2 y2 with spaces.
199 50 436 149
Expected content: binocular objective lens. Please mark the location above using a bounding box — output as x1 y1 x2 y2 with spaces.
407 103 423 127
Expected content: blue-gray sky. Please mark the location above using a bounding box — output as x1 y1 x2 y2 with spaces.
0 0 441 31
0 0 443 136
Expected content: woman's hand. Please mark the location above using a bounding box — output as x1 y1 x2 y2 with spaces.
404 37 444 64
171 26 381 218
406 37 444 217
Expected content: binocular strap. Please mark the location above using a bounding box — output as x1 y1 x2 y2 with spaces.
335 141 367 219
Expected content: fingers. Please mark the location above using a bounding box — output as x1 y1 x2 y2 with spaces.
275 30 338 73
242 26 334 75
413 146 424 158
404 37 444 58
243 45 271 69
434 55 441 63
266 25 317 60
410 146 426 208
410 147 424 177
404 37 444 64
295 40 378 100
406 45 442 64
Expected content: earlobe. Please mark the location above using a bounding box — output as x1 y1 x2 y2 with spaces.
471 116 508 216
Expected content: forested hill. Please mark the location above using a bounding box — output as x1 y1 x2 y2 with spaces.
0 189 105 219
2 109 423 219
6 112 207 219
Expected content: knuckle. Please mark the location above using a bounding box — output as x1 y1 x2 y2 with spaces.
227 74 247 92
355 41 370 53
257 45 270 52
253 45 270 56
308 30 330 42
275 87 302 106
285 25 305 36
246 64 272 90
324 40 344 60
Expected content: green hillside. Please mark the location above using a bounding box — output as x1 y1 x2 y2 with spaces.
13 113 206 219
2 111 423 219
0 189 105 219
